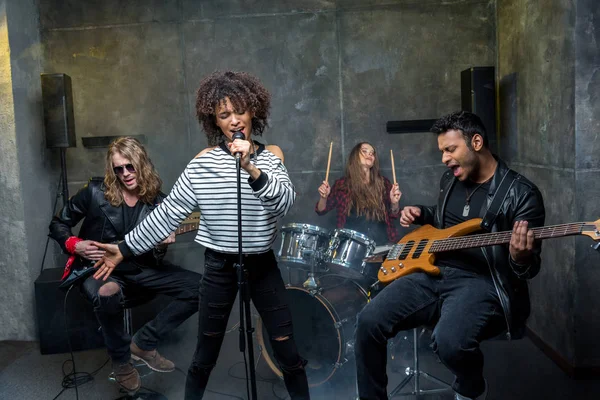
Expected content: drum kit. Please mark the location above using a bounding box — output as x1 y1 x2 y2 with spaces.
256 222 393 388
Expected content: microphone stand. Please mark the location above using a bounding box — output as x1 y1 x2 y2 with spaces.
235 153 258 400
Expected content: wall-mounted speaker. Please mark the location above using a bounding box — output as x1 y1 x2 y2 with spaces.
41 73 76 148
461 67 496 152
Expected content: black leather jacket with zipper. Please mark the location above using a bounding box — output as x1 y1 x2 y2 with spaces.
49 177 167 271
414 157 545 339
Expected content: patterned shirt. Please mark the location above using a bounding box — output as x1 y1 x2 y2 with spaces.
123 142 295 255
315 176 399 243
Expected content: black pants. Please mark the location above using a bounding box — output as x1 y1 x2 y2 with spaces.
355 266 506 399
184 248 310 400
82 263 201 364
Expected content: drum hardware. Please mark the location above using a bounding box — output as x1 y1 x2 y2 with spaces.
345 341 355 355
388 328 452 397
301 248 321 291
325 236 340 260
368 280 380 294
334 317 351 329
303 272 319 290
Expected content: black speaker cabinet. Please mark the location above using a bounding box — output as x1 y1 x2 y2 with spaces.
461 67 496 152
41 73 76 148
34 268 105 355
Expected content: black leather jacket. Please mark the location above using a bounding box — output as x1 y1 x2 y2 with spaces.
49 177 167 271
414 158 545 339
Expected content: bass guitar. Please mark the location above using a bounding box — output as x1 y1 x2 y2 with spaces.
374 218 600 284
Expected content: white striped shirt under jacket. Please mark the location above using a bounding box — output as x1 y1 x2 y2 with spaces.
123 142 296 255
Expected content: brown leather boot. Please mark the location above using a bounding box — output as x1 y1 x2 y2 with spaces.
112 361 141 393
130 341 175 372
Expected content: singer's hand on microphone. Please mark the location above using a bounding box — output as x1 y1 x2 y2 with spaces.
228 135 260 178
228 136 251 164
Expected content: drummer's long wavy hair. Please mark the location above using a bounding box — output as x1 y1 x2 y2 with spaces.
104 137 162 207
343 142 386 221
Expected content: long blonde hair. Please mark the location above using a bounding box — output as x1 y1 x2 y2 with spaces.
343 142 386 221
104 137 162 206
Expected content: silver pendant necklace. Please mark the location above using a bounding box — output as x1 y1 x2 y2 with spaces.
463 180 488 217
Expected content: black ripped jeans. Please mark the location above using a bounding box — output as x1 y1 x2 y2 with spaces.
185 248 310 400
81 263 201 364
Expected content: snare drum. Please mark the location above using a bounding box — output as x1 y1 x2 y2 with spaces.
326 228 376 279
277 223 330 270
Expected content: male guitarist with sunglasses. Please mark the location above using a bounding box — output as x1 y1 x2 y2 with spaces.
49 136 201 394
355 111 545 400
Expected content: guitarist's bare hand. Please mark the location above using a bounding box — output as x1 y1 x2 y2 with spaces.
400 206 421 227
75 240 106 261
92 242 123 281
509 220 535 264
155 232 176 250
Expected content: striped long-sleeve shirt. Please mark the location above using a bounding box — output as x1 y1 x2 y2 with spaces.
122 142 295 255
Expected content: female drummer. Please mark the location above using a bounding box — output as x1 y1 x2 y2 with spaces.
316 142 401 245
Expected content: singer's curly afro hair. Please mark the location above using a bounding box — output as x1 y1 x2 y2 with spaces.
195 71 271 146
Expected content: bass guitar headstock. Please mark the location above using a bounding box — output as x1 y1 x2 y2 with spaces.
582 219 600 252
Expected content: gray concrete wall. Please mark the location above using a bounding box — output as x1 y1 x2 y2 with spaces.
498 0 600 370
38 0 495 252
497 0 577 366
0 0 58 340
0 0 28 340
574 0 600 368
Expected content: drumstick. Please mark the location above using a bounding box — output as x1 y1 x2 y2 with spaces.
325 141 333 183
390 149 397 184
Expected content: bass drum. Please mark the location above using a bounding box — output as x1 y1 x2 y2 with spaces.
256 275 368 387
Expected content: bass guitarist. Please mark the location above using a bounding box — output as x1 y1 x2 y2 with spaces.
354 111 545 400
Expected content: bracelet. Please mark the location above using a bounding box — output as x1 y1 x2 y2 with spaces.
509 255 529 268
65 236 83 255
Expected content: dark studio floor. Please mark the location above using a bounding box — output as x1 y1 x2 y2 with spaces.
2 313 600 400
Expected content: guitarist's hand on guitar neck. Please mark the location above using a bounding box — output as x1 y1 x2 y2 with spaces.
400 206 421 227
92 242 123 281
74 240 106 261
155 232 176 251
509 220 535 265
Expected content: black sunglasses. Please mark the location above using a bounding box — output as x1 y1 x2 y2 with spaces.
113 163 135 175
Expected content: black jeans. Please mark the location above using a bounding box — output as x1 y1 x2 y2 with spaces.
184 248 310 400
355 266 506 399
82 263 201 364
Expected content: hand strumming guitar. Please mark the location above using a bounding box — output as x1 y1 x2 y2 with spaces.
399 206 421 227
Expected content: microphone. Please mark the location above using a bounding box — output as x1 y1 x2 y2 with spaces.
232 131 245 159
